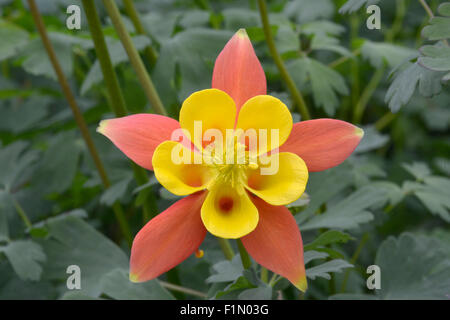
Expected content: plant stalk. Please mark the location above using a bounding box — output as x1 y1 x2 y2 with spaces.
12 197 32 229
102 0 167 116
122 0 158 66
236 239 251 269
340 232 369 293
82 0 158 221
159 280 207 299
257 0 311 120
27 0 132 246
217 238 235 260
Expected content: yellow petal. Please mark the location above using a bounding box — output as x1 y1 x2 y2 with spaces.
245 152 308 206
180 89 236 151
201 184 258 239
152 141 212 196
236 95 292 155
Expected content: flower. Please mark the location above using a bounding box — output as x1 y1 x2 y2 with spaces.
97 29 363 292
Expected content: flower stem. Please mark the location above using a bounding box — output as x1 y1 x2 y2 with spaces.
102 0 167 116
375 112 397 131
27 0 132 246
158 280 207 299
217 238 235 260
82 0 158 221
82 0 127 117
122 0 158 66
260 267 269 283
236 239 251 269
340 232 369 293
352 0 405 124
257 0 311 120
352 66 385 124
12 197 32 229
419 0 434 19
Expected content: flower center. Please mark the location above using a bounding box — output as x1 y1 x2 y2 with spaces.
203 138 258 191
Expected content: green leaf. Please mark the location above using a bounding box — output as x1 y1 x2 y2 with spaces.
402 162 432 181
238 286 272 300
361 40 417 68
418 45 450 72
304 230 354 251
300 184 388 231
0 240 46 281
0 19 29 61
215 276 255 299
39 216 128 297
179 10 210 29
206 255 243 283
100 269 175 300
0 141 39 192
288 57 349 115
20 32 78 80
306 259 353 280
310 34 352 57
0 95 51 133
222 8 260 31
385 62 443 112
100 177 132 206
403 175 450 222
422 17 450 41
339 0 380 14
375 233 450 299
31 132 81 195
153 28 233 114
296 164 354 225
275 25 299 54
301 20 345 37
304 250 329 264
284 0 335 23
438 2 450 16
0 260 56 299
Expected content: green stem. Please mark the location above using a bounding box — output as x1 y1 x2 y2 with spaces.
236 239 251 269
82 0 158 221
328 48 361 69
158 280 207 299
122 0 158 66
27 0 132 246
260 267 269 283
82 0 127 117
12 197 32 229
268 273 278 286
217 238 235 260
340 232 369 293
375 112 397 131
352 66 385 124
352 0 405 124
419 0 434 19
257 0 311 120
102 0 167 116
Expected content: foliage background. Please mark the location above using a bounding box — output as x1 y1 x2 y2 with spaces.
0 0 449 300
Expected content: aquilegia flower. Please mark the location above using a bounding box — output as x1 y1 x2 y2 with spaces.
97 29 363 292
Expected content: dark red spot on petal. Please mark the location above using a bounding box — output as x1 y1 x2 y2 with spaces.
218 196 234 213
